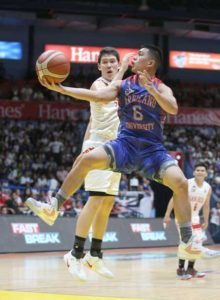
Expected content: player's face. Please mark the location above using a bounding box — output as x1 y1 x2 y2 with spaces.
193 167 207 181
131 48 154 73
98 55 120 81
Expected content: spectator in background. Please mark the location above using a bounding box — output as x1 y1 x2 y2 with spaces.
138 188 154 218
47 172 59 192
1 206 15 215
119 174 129 193
209 202 220 243
19 171 33 187
20 82 33 101
48 137 64 165
129 175 139 191
56 166 68 184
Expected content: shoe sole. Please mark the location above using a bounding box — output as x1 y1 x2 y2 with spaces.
178 275 192 280
26 200 55 226
201 252 220 259
83 259 114 279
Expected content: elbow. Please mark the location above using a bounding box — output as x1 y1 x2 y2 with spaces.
169 103 178 115
171 105 178 115
95 95 113 104
93 92 103 103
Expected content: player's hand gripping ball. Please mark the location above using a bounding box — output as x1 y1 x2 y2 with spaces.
36 50 70 83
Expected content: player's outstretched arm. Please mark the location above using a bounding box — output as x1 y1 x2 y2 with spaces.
38 77 120 103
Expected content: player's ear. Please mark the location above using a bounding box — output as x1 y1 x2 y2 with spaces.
118 62 121 70
148 59 155 67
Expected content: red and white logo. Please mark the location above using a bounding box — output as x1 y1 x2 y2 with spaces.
11 223 40 234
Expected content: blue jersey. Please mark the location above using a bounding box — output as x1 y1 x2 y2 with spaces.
104 74 176 182
117 75 166 144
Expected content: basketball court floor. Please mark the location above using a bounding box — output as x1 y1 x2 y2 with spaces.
1 246 220 300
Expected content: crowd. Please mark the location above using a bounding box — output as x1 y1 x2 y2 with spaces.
166 80 220 108
0 69 220 108
0 70 220 240
0 118 155 218
0 118 219 219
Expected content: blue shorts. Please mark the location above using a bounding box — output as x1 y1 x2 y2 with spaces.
104 136 176 183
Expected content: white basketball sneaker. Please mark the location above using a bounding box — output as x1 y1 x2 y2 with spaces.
176 268 192 280
178 237 202 260
200 246 220 258
82 252 114 279
25 197 59 226
64 251 87 281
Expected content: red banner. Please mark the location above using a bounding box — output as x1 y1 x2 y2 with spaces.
0 100 88 121
45 44 138 64
0 101 220 126
166 107 220 126
169 50 220 70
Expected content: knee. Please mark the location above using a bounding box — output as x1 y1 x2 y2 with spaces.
77 153 94 171
173 177 188 194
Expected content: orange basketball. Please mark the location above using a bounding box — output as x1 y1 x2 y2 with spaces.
36 50 70 83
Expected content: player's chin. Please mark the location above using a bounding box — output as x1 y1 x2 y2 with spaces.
106 73 114 80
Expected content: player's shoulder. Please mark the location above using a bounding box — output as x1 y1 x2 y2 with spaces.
125 74 138 82
91 77 109 90
203 180 212 190
153 76 163 85
187 177 194 184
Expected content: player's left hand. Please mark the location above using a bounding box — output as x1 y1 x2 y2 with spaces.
38 76 65 94
163 215 171 228
137 70 156 94
121 53 135 71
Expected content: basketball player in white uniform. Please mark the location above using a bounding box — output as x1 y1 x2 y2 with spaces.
71 51 120 276
64 48 132 280
164 163 220 280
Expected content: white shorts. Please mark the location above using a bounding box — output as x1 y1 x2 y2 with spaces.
82 138 121 195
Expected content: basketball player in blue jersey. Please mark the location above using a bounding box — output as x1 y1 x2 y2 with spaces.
27 48 132 281
29 45 202 268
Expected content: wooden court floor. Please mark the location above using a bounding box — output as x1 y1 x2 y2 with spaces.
1 246 220 300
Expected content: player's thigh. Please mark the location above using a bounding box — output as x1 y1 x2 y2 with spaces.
83 196 102 211
80 146 110 170
162 165 187 192
99 195 115 211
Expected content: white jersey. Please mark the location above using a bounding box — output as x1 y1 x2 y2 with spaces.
188 178 211 224
89 76 119 140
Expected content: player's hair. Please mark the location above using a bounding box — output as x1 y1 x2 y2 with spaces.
98 47 120 63
142 44 162 69
194 162 207 170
